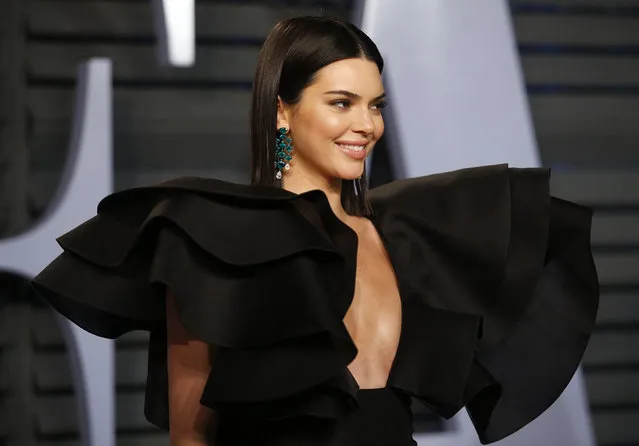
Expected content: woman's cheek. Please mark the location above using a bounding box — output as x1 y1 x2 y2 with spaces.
322 113 350 136
376 119 385 140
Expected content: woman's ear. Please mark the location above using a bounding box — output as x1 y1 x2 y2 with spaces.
276 96 290 130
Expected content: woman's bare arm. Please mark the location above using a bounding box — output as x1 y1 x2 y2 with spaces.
166 289 219 445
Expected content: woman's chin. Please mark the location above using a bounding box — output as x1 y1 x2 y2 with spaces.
334 165 365 181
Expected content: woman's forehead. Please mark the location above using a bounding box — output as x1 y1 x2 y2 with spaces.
309 59 384 95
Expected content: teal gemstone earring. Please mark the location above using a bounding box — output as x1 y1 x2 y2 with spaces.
274 127 293 180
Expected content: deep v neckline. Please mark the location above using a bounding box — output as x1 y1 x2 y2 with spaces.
287 190 405 391
345 214 404 391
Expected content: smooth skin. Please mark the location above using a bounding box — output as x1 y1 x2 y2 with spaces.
277 58 402 390
166 57 402 445
276 57 386 218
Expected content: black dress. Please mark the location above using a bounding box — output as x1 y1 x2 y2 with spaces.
31 164 599 445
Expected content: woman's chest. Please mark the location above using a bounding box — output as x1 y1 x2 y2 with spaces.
343 229 403 388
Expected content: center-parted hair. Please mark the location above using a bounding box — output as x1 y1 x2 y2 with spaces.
250 16 384 216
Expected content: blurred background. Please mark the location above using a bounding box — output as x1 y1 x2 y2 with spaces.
0 0 638 445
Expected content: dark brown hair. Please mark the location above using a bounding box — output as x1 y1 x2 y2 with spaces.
250 16 384 216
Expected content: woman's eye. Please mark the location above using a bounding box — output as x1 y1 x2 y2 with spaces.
330 99 387 111
372 101 388 111
331 100 351 109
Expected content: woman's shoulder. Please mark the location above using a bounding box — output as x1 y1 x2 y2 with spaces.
369 163 551 209
55 174 342 277
100 175 296 207
32 172 359 431
369 163 598 443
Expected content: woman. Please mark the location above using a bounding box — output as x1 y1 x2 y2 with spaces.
31 16 599 445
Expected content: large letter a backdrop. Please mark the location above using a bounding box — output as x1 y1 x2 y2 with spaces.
0 60 114 446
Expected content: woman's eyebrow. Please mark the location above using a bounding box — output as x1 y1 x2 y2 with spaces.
324 90 386 101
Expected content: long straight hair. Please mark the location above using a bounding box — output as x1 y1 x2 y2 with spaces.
250 16 384 216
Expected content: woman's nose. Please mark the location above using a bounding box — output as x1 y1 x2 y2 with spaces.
352 108 375 134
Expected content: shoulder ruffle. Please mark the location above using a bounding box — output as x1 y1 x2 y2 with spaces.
31 177 362 430
32 165 599 443
369 163 599 444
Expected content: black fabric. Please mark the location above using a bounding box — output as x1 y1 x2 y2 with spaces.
30 163 599 445
368 165 599 442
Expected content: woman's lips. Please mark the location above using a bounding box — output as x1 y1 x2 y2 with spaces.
335 142 368 160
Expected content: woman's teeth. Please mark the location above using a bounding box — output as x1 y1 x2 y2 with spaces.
336 144 365 151
336 143 368 160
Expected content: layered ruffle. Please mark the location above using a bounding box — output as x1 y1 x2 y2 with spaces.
31 178 362 430
31 164 598 444
370 164 599 443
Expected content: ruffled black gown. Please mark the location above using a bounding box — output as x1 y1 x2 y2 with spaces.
31 164 599 445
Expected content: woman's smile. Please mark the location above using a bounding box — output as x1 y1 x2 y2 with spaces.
335 141 369 160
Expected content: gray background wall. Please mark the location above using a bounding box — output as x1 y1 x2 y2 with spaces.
0 0 638 445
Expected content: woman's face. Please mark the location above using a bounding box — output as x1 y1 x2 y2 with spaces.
277 57 386 184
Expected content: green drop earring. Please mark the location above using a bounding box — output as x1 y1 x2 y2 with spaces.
274 127 293 180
